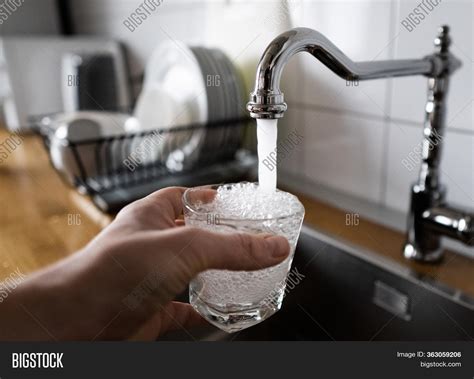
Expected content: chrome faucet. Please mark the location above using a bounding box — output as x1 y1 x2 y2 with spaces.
247 26 473 263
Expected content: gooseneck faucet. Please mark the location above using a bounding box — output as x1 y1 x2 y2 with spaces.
247 26 473 263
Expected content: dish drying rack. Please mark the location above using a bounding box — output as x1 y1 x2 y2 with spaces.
35 117 256 212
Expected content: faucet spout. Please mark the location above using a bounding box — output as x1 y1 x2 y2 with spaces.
247 26 461 119
248 25 469 264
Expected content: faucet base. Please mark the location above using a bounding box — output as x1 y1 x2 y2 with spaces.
403 242 444 263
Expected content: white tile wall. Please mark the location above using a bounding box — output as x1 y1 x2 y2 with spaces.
69 0 209 76
301 108 386 202
277 107 304 175
71 0 473 218
384 121 421 212
391 0 473 132
284 0 473 214
298 0 395 119
385 122 474 211
203 0 306 101
442 131 474 207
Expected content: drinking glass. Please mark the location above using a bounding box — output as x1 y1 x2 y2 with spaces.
183 183 305 333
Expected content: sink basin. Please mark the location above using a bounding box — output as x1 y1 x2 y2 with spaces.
166 225 474 341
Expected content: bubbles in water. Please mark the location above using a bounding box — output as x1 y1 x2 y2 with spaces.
193 182 303 220
187 183 304 308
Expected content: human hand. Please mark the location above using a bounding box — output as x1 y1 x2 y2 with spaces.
1 187 290 340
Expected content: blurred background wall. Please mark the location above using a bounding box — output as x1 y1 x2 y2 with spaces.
0 0 60 34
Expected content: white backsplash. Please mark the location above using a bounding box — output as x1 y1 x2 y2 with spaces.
277 0 473 218
391 0 473 133
70 0 473 218
298 0 394 118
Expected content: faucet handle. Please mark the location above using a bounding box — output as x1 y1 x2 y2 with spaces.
428 25 461 77
434 25 451 54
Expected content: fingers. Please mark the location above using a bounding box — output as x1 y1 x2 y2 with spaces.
144 187 215 221
183 188 216 208
144 187 187 220
115 187 187 227
171 227 291 274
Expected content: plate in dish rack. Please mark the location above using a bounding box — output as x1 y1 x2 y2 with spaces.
128 41 208 171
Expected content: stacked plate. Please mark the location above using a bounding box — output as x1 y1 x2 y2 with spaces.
128 41 246 171
190 47 245 164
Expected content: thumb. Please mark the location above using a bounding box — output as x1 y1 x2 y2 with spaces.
169 226 291 274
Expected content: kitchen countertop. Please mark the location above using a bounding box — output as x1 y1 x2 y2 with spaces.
1 128 473 298
0 128 111 280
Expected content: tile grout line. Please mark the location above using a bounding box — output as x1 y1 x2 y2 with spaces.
379 0 400 208
289 101 474 137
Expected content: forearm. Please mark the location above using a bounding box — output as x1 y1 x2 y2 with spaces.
0 275 63 340
0 243 168 341
0 249 115 341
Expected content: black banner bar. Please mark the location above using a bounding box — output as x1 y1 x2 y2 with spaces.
0 342 472 378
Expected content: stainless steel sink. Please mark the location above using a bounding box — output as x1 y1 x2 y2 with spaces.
166 225 474 341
